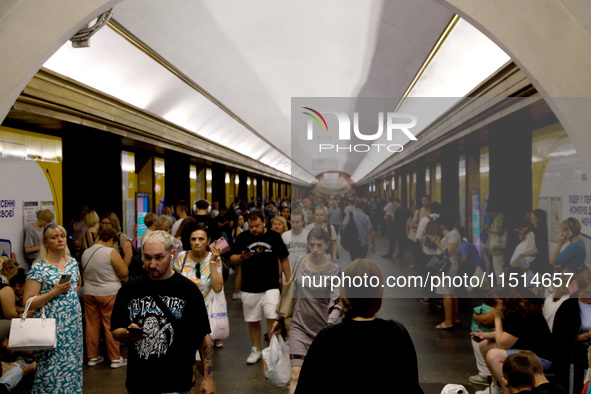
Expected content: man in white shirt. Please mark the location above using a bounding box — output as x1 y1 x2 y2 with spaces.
282 210 309 271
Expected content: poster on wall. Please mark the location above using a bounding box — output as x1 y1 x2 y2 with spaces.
549 197 562 243
23 201 39 226
537 196 549 218
135 192 150 249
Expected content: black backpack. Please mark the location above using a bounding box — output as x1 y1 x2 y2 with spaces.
340 212 361 251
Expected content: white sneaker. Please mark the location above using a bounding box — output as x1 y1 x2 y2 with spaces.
246 347 261 364
110 357 127 369
87 356 104 367
232 291 242 300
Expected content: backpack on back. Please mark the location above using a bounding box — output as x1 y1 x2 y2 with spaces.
340 212 360 251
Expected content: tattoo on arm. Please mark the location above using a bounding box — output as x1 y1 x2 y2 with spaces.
203 343 214 377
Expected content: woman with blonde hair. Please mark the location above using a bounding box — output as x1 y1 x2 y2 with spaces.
82 210 100 251
23 224 83 393
271 216 289 235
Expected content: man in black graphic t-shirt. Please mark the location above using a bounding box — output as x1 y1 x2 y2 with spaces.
230 211 290 364
112 231 214 393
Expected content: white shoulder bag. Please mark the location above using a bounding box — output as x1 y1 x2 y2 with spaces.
8 296 57 351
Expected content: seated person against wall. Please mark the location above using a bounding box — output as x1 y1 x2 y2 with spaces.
510 225 537 273
551 218 586 272
0 260 36 393
581 345 591 394
472 287 553 394
0 261 27 341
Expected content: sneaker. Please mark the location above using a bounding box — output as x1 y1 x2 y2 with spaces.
232 291 242 300
87 356 104 367
110 357 127 369
246 347 262 364
469 374 488 385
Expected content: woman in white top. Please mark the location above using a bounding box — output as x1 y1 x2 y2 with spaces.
81 227 128 368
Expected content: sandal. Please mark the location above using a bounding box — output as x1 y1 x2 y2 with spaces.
435 322 454 330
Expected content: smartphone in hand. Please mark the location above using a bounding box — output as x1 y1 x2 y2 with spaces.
58 274 71 284
470 333 484 342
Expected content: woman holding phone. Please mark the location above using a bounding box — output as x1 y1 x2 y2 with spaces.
551 217 586 272
23 224 83 393
175 222 224 350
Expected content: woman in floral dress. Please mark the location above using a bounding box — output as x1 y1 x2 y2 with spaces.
175 221 224 348
24 224 83 393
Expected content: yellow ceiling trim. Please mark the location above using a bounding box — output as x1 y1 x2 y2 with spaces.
394 14 461 112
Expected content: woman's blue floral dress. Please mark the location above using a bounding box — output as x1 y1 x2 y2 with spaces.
27 258 83 393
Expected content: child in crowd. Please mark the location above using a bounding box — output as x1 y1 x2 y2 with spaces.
502 352 535 394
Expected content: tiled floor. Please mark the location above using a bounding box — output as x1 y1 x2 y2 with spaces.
13 234 486 393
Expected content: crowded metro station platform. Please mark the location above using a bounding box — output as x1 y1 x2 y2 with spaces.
1 1 591 394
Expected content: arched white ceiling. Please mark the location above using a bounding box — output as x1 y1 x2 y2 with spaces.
43 0 509 185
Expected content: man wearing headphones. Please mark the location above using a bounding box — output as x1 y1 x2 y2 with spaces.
112 231 215 393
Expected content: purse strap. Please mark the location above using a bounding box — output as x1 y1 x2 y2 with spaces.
291 255 306 284
178 251 190 273
82 245 105 271
22 296 46 320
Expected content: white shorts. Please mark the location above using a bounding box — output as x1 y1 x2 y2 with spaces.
242 289 280 322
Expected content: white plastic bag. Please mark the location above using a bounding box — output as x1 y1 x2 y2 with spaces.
262 335 290 387
209 290 229 340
